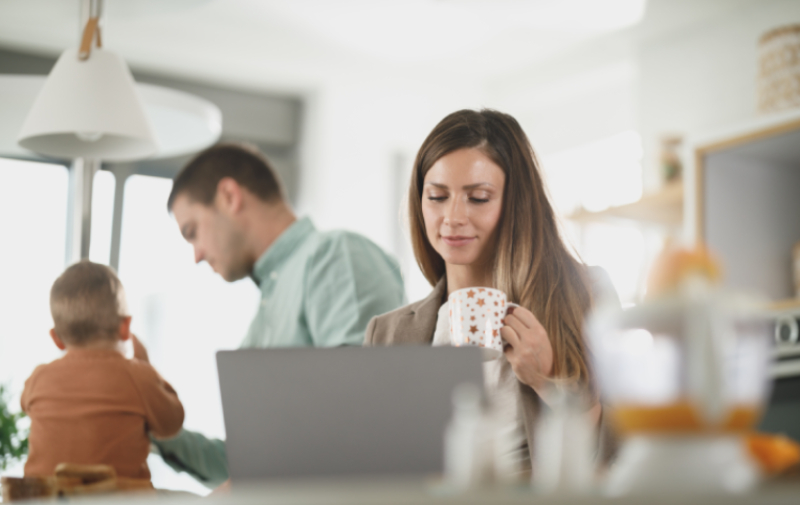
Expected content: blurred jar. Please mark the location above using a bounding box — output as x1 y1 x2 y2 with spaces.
758 24 800 114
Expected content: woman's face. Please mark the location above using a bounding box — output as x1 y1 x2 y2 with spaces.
421 147 505 270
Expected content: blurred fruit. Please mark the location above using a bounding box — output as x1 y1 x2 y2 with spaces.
646 245 722 299
747 433 800 474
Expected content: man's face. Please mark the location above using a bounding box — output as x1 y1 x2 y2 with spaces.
171 193 251 282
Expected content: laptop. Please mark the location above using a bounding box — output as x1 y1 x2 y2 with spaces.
216 346 483 482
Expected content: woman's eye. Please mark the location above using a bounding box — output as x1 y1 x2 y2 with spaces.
427 196 447 202
469 197 489 203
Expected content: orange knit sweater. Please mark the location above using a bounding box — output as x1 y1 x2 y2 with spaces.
21 348 184 480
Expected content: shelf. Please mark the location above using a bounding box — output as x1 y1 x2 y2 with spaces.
566 181 683 227
768 298 800 312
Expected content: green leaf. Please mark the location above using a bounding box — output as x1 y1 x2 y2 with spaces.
0 384 29 470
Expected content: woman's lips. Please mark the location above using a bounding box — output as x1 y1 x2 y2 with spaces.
442 235 475 247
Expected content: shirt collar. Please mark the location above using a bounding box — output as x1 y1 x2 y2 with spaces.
252 217 314 285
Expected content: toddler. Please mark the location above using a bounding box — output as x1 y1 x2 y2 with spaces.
21 261 184 480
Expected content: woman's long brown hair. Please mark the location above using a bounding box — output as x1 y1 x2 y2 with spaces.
409 109 594 386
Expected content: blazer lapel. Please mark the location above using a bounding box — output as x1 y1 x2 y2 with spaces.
394 277 447 345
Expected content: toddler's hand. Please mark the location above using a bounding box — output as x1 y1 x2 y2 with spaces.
210 480 231 495
131 334 150 363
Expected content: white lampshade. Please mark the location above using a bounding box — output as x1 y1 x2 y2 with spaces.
0 75 222 160
18 47 158 161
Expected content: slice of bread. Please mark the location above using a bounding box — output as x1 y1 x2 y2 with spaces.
54 463 116 485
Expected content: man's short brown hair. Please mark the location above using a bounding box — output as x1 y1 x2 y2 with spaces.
50 261 129 345
167 143 284 210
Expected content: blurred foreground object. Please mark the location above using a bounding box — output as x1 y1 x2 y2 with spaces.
747 433 800 475
758 25 800 114
1 476 56 502
588 246 773 495
533 387 594 494
443 383 524 490
645 244 722 299
1 463 153 501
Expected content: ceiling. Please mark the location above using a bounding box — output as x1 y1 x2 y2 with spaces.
0 0 763 94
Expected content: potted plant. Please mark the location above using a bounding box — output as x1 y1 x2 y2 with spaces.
0 384 28 471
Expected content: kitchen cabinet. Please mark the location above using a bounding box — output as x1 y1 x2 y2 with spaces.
688 108 800 303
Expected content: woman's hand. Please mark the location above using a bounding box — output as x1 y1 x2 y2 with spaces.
501 307 603 425
210 480 231 495
500 306 553 394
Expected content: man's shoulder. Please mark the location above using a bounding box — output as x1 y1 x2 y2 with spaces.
309 228 394 262
316 228 378 247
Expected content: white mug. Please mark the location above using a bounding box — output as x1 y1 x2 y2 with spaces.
448 287 517 360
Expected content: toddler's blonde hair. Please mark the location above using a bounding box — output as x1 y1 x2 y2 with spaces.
50 261 129 345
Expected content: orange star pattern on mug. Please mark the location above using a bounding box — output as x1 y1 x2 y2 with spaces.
448 286 515 360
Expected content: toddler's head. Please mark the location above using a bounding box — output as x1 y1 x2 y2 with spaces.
49 261 130 349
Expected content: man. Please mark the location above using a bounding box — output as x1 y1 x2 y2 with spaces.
150 143 406 486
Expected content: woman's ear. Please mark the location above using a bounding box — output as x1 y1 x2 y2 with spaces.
49 329 67 350
118 316 133 342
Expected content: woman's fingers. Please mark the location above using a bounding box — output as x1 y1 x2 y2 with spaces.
500 324 521 350
502 306 554 383
506 306 539 330
503 314 529 341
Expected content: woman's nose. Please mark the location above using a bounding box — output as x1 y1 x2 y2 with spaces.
443 197 467 226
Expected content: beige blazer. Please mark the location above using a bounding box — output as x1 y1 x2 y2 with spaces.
364 268 620 470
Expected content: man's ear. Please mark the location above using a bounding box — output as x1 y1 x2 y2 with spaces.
49 328 67 350
216 177 244 215
118 316 133 342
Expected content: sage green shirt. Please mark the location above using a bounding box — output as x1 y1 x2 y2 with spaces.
153 217 405 486
241 217 405 348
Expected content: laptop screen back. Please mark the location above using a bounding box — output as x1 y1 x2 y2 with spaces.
217 346 483 482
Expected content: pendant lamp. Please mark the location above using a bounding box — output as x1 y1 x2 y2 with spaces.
17 15 158 161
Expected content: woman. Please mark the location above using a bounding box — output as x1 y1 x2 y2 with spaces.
364 109 620 473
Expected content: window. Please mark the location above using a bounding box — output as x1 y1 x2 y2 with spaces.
0 158 68 476
88 170 115 265
543 131 657 304
117 174 259 493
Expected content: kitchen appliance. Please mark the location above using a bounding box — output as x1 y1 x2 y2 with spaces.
587 285 773 495
758 307 800 442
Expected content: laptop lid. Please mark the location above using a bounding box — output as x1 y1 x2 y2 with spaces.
216 346 483 482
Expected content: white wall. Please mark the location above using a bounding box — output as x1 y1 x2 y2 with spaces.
638 0 800 191
483 0 800 187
